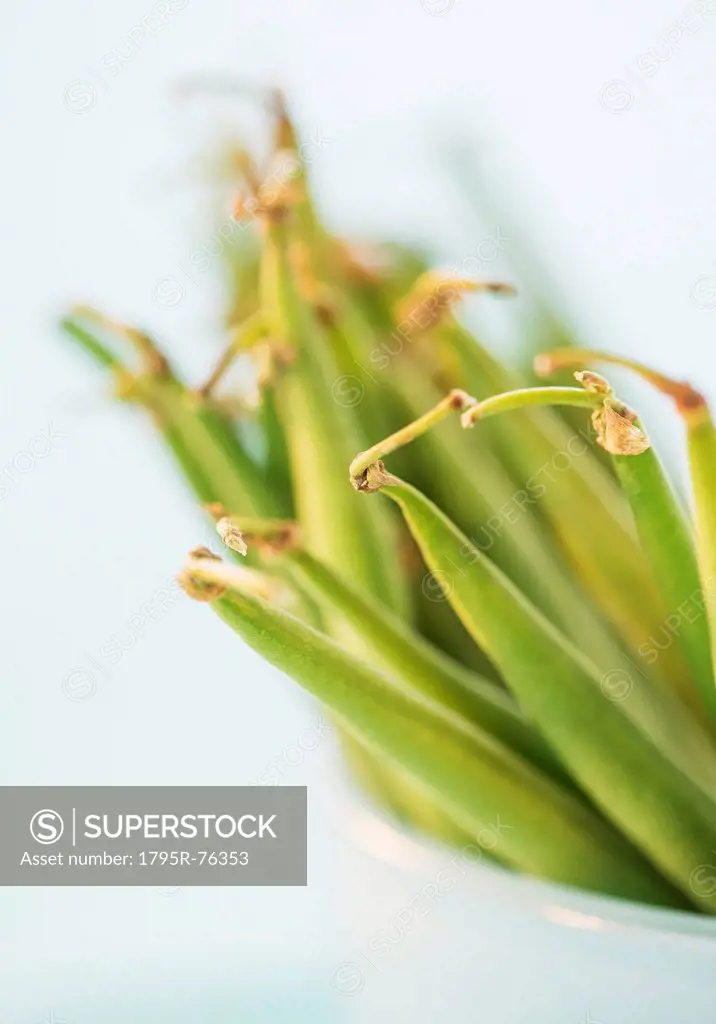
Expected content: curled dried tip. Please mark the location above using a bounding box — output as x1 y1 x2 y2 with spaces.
216 517 300 556
179 546 226 602
216 518 248 556
190 544 220 561
639 376 706 421
571 369 648 453
574 370 612 395
592 401 650 456
394 272 515 334
448 388 475 411
351 460 399 494
183 552 294 606
675 386 709 424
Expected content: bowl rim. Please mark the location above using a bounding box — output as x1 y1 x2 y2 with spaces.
340 795 716 944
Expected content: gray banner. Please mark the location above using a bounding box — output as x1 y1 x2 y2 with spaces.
0 787 306 885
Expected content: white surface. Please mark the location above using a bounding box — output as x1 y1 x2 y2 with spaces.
2 0 716 1018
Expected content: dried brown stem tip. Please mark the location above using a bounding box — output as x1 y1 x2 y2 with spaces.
216 518 249 556
181 552 294 607
394 272 515 336
179 546 227 602
351 460 400 494
572 371 650 456
216 517 300 556
675 387 709 425
591 402 650 456
573 370 611 395
447 388 475 410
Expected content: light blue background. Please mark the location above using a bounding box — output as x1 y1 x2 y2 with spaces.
2 0 716 1019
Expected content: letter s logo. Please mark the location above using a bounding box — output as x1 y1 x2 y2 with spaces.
30 809 65 845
